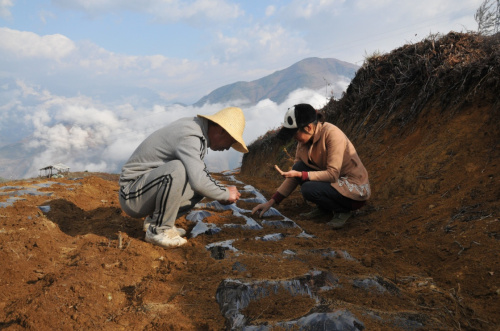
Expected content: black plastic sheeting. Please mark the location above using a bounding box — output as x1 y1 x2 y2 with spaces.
188 173 428 330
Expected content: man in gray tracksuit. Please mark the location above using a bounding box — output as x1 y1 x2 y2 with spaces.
119 107 248 248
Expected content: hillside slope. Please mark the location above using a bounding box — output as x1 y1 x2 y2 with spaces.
241 32 500 329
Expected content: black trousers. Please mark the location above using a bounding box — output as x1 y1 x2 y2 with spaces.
292 161 363 213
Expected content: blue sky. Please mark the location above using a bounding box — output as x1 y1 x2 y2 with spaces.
0 0 483 178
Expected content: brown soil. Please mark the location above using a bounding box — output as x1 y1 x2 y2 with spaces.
1 32 499 330
238 102 500 330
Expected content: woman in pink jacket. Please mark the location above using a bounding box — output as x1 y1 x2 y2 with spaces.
252 103 371 228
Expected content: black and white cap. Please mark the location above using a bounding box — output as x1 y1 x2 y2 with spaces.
278 104 318 139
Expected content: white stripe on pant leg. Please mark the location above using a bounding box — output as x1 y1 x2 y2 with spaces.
119 175 168 219
151 161 188 233
152 174 172 231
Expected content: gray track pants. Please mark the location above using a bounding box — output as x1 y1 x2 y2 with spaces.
119 160 203 233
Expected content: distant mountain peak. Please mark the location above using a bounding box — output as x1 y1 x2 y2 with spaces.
194 57 359 107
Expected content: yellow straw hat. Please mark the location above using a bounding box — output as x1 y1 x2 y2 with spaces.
198 107 248 153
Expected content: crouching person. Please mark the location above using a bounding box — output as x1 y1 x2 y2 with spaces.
252 104 370 229
119 107 248 248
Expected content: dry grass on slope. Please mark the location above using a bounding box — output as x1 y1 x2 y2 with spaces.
242 32 500 179
324 31 500 138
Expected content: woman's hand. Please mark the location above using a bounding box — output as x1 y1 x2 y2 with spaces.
251 200 274 218
274 165 301 178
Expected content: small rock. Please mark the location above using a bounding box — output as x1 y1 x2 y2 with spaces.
361 257 372 267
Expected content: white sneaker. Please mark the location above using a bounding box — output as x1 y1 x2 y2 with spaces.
145 228 187 248
173 226 186 237
143 217 186 237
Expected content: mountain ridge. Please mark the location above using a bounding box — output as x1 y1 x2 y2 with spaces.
194 57 358 106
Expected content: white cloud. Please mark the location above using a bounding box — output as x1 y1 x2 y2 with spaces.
0 28 209 103
1 78 337 178
0 0 14 19
0 28 76 59
354 0 393 10
38 9 57 24
149 0 243 23
287 0 343 19
356 0 480 19
51 0 243 23
215 32 250 60
267 0 482 64
0 17 315 109
265 5 276 16
212 23 309 66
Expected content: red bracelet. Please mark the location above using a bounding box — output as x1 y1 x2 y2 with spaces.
301 171 309 181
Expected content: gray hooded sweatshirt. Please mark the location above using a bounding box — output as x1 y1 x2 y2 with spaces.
119 116 229 201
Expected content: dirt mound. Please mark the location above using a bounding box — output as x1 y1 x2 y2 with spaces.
240 32 500 329
0 32 499 330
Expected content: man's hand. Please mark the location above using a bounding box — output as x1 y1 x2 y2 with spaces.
274 165 301 178
218 185 241 205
